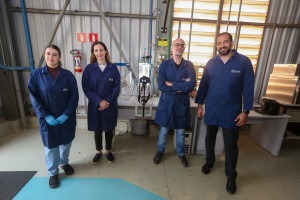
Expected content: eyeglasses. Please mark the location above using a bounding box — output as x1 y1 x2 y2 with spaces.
173 43 186 48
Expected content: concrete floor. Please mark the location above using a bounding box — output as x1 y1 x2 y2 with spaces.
0 120 300 200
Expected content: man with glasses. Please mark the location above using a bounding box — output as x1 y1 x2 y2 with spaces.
195 32 254 194
153 38 196 167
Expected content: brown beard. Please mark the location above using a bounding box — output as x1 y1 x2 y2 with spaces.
218 47 231 56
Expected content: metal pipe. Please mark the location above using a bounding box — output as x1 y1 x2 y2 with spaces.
149 0 153 64
0 0 27 128
177 21 181 38
167 0 174 59
128 0 132 72
37 0 71 68
113 63 129 66
235 25 241 50
162 0 171 33
213 0 225 56
138 2 142 65
11 7 156 20
187 0 195 60
155 8 161 52
0 64 32 71
226 0 233 32
20 0 35 69
234 0 243 48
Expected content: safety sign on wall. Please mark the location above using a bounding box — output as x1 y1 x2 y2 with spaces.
77 33 86 42
158 38 168 47
77 32 99 42
89 33 98 42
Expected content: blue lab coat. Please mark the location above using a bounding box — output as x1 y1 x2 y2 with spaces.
155 58 196 129
82 62 120 131
28 66 79 148
195 50 254 129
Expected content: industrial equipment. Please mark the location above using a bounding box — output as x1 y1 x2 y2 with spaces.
137 75 151 117
135 62 153 118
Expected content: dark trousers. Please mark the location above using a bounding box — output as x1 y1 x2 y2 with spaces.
205 125 239 179
94 130 114 151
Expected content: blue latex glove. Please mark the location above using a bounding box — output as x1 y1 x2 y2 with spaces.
56 114 69 124
45 115 58 126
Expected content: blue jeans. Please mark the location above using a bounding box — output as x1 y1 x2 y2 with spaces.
45 142 72 176
157 127 185 156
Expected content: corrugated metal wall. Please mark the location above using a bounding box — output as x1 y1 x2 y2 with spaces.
11 0 156 68
9 0 158 111
254 0 300 101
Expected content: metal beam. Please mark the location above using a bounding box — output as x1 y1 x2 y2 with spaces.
10 7 155 20
0 0 27 127
37 0 71 68
92 0 137 81
20 0 35 69
187 0 195 61
173 17 300 28
213 0 224 56
0 64 32 71
234 0 243 49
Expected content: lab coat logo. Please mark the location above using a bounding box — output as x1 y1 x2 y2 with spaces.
231 69 241 74
63 88 69 92
183 77 191 82
109 78 114 81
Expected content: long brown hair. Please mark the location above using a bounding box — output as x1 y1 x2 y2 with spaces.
90 41 111 64
44 44 62 67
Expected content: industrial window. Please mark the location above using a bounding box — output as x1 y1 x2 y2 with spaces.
172 0 270 72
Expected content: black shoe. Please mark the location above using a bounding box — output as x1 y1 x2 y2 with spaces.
176 155 188 167
226 179 237 194
202 163 213 174
93 153 102 163
61 164 74 175
153 152 163 165
49 174 59 188
106 152 114 163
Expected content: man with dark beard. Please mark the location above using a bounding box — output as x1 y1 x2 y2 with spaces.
195 32 254 194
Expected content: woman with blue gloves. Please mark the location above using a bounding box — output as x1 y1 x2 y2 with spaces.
28 44 79 188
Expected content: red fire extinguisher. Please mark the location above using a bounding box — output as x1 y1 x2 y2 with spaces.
70 49 83 72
